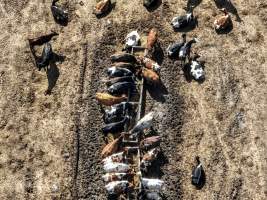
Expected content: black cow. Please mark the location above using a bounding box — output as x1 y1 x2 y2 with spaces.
37 43 53 70
105 76 135 87
108 82 135 96
102 116 129 135
51 0 68 25
110 53 137 63
192 156 205 188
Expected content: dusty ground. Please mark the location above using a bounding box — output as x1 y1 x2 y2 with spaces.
0 0 266 200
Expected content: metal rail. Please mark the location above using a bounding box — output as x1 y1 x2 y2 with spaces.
120 48 147 199
121 76 146 200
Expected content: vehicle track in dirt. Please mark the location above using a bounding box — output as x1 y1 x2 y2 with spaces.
73 29 115 199
72 42 88 199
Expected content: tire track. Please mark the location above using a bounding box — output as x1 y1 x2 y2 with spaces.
73 30 117 198
72 42 88 199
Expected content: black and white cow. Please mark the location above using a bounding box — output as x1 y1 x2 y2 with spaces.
171 11 195 30
107 67 133 78
166 34 187 57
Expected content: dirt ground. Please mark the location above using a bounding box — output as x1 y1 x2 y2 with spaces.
0 0 266 200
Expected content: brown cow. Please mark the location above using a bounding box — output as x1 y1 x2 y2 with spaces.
142 148 160 162
96 92 127 106
141 68 160 84
147 28 158 50
93 0 111 16
141 148 160 171
214 8 231 31
101 135 123 158
138 56 160 73
140 136 161 150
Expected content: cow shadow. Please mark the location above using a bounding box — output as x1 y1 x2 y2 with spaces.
186 0 202 11
45 53 65 95
214 0 242 22
196 169 206 189
146 80 168 103
53 17 68 27
95 2 116 19
152 42 164 65
145 0 162 12
148 43 169 102
141 151 169 179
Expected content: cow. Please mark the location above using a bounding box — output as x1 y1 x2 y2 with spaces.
141 68 160 85
110 53 137 63
37 43 53 70
145 28 158 56
102 152 126 165
105 181 133 195
140 136 161 150
103 163 131 173
96 92 127 106
107 67 133 78
51 0 68 25
171 11 195 30
130 112 154 135
102 116 129 135
138 190 162 200
214 8 231 31
191 156 205 188
104 76 135 87
104 102 137 123
108 81 136 96
123 31 140 52
137 56 161 73
93 0 111 16
166 33 186 57
141 178 164 191
141 148 160 171
101 135 123 158
143 0 158 8
189 54 205 81
111 62 137 72
102 172 134 183
179 37 198 65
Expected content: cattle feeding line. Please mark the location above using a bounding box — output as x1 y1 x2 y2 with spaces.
124 75 146 199
95 27 164 199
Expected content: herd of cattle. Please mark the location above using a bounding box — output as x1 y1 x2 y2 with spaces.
34 0 231 79
94 25 206 197
95 29 165 199
27 0 235 199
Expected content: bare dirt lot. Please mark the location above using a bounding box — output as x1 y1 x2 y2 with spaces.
0 0 266 200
